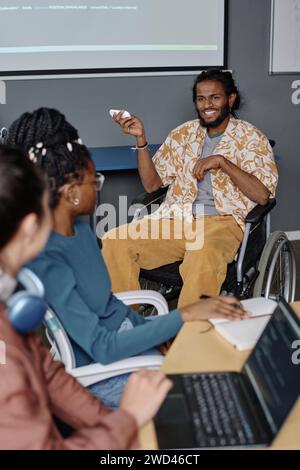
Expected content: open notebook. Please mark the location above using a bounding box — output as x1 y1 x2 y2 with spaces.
210 297 277 351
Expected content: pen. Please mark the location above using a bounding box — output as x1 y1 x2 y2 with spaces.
247 313 272 319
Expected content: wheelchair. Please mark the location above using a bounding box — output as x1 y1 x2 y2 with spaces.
131 188 296 309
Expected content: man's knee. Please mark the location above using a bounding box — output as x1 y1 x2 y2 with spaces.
180 245 226 274
102 227 117 242
101 226 129 261
102 224 130 243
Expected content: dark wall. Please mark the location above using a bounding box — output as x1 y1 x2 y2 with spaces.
227 0 300 231
0 0 299 230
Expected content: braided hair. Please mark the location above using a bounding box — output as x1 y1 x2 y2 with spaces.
192 69 241 116
8 108 91 208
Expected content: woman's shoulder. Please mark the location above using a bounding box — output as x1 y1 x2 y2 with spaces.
74 219 95 238
40 221 93 254
28 221 98 276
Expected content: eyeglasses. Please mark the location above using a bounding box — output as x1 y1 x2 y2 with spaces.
80 172 105 191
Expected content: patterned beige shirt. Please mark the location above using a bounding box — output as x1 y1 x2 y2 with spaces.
151 117 278 230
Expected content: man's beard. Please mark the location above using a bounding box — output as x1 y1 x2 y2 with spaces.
198 105 231 128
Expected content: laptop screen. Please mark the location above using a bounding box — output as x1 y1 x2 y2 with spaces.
243 300 300 435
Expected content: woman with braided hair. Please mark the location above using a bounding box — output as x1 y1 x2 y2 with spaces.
0 144 173 449
8 107 247 409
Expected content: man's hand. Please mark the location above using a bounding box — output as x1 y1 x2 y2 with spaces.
193 153 271 205
112 111 162 192
193 155 224 180
113 111 145 139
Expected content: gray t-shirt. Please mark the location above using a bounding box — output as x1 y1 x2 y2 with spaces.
192 133 223 217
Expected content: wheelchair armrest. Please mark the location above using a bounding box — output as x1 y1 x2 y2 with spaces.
132 186 168 207
245 198 276 225
70 355 164 387
115 290 169 315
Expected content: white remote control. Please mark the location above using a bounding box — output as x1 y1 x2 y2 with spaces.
109 109 131 119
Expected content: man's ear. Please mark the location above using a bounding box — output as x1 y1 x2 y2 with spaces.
229 93 237 110
61 182 80 206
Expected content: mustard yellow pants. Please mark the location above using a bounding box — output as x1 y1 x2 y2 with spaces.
102 215 243 308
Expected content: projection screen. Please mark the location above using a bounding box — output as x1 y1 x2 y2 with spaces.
0 0 227 77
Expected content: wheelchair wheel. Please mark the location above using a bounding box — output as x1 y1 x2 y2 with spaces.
253 231 296 302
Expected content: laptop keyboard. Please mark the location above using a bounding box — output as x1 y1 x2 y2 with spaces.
182 373 256 447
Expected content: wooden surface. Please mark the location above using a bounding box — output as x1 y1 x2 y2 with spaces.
140 301 300 450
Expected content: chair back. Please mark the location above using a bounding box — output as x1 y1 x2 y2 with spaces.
44 306 76 371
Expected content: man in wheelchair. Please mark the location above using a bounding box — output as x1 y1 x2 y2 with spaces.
103 70 278 307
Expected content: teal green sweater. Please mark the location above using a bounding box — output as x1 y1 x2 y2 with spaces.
28 221 183 366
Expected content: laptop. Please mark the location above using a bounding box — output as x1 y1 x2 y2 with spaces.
154 298 300 449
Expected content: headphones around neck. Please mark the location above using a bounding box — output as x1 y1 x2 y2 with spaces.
7 268 47 333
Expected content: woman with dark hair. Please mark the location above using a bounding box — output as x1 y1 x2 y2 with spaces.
8 107 247 409
0 144 173 449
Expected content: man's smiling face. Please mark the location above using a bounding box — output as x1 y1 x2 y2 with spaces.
195 79 236 129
